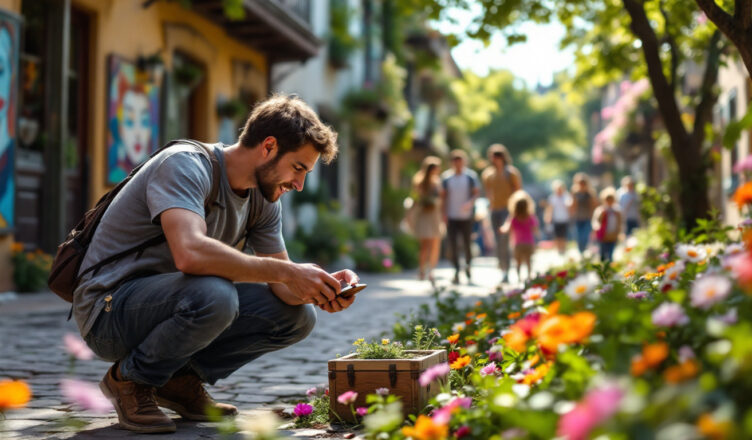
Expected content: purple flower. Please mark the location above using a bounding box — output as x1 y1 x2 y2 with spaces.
375 387 390 396
306 387 318 397
356 406 368 417
651 302 689 327
678 345 696 363
487 349 503 363
60 378 113 414
293 403 313 417
337 390 358 405
63 333 94 361
627 291 648 300
715 308 738 325
418 363 450 387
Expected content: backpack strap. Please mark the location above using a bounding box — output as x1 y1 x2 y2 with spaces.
80 139 221 278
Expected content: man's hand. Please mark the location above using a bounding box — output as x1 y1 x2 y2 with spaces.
318 269 360 314
283 263 341 305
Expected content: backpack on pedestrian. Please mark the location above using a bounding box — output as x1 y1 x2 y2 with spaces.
47 140 221 302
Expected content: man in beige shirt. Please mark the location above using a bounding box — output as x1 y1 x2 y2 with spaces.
481 144 522 284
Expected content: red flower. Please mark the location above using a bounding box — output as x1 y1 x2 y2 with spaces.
448 351 459 364
456 425 472 438
466 340 477 346
557 270 569 278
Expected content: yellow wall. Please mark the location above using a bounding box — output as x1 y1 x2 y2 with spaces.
72 0 268 204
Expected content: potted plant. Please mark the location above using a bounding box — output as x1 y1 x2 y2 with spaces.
328 326 447 423
216 98 247 120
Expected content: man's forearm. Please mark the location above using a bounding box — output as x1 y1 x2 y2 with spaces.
175 234 291 283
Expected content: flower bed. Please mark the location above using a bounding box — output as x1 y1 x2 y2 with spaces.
287 217 752 439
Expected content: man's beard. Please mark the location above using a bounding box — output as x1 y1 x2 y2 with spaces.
255 157 287 202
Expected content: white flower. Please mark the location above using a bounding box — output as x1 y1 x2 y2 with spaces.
238 410 281 438
690 275 731 309
724 243 745 257
662 262 685 284
704 242 724 258
676 244 707 263
564 272 600 300
651 302 689 327
522 287 546 302
452 322 466 333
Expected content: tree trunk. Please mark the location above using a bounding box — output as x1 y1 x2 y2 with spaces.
695 0 752 78
676 144 712 228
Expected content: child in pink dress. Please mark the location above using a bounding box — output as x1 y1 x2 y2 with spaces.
500 190 538 282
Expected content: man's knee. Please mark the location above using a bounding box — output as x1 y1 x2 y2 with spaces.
181 276 239 326
279 304 316 345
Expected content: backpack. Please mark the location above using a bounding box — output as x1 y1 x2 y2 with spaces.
47 140 221 302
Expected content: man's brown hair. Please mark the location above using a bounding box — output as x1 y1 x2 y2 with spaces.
487 143 512 165
239 95 338 164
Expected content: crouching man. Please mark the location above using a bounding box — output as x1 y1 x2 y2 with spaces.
73 95 359 433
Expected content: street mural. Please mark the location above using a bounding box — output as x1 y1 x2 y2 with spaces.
106 55 161 184
0 11 19 232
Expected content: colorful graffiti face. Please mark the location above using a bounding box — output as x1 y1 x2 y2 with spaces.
106 55 161 184
0 20 17 231
121 89 151 165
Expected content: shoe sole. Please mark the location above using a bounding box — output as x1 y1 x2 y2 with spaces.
156 397 238 422
99 380 177 433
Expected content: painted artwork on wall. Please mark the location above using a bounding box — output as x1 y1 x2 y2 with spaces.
106 55 162 184
0 10 20 233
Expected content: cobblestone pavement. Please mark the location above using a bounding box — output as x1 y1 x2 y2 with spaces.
0 252 564 439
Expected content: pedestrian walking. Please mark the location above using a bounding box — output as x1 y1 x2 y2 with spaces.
441 149 480 284
65 96 360 433
617 176 640 236
593 187 622 263
545 180 572 255
411 156 443 283
481 144 522 284
500 190 538 283
570 173 598 256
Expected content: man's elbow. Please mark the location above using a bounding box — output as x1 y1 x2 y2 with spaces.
174 247 202 274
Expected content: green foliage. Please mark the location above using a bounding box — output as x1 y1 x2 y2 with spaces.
11 246 52 293
392 231 419 270
292 392 331 428
293 205 369 267
379 184 410 232
723 104 752 150
351 337 408 360
352 238 400 273
328 0 360 68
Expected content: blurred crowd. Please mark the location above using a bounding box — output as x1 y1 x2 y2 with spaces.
404 145 641 287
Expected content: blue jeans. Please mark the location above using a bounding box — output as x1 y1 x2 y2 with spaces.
490 209 510 271
625 219 639 236
600 241 616 262
575 220 591 253
84 272 316 387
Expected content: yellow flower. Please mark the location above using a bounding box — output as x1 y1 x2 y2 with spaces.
353 338 364 346
450 355 471 370
382 338 390 345
697 413 732 440
447 334 460 345
0 380 32 410
401 415 448 440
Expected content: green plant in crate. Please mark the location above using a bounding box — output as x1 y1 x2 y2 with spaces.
392 231 419 270
10 243 52 292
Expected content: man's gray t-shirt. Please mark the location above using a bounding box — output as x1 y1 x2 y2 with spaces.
73 143 286 337
441 169 479 220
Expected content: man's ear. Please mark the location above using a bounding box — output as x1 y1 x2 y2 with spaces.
261 136 278 158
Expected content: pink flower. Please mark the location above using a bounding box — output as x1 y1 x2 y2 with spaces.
294 402 313 417
306 387 318 397
356 406 368 416
651 302 689 327
60 378 113 414
63 333 94 361
432 406 453 425
446 396 472 410
557 386 622 440
729 252 752 285
690 275 731 309
627 291 648 300
382 258 393 268
679 345 696 363
337 390 358 405
419 363 450 386
479 362 498 377
715 308 738 325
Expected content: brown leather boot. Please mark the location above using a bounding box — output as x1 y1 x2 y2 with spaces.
155 373 238 421
99 364 176 433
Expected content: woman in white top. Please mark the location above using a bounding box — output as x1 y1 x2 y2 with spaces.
545 180 572 254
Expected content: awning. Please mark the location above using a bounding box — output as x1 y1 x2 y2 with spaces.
191 0 321 62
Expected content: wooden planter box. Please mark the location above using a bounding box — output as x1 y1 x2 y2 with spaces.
328 350 447 423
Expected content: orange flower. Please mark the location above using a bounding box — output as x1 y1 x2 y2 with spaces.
664 359 699 384
697 413 732 440
10 242 23 253
630 357 648 376
528 354 541 367
0 380 32 410
547 301 560 315
476 313 487 320
402 415 449 440
567 312 596 342
465 312 475 318
623 270 635 278
464 319 473 326
503 327 529 352
450 355 471 370
733 181 752 209
642 342 668 367
537 315 571 353
507 312 521 319
522 362 552 385
447 334 460 345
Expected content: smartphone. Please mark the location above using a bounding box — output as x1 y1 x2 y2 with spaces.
338 283 367 299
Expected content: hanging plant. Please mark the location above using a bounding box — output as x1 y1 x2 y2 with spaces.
173 63 204 89
216 98 247 120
